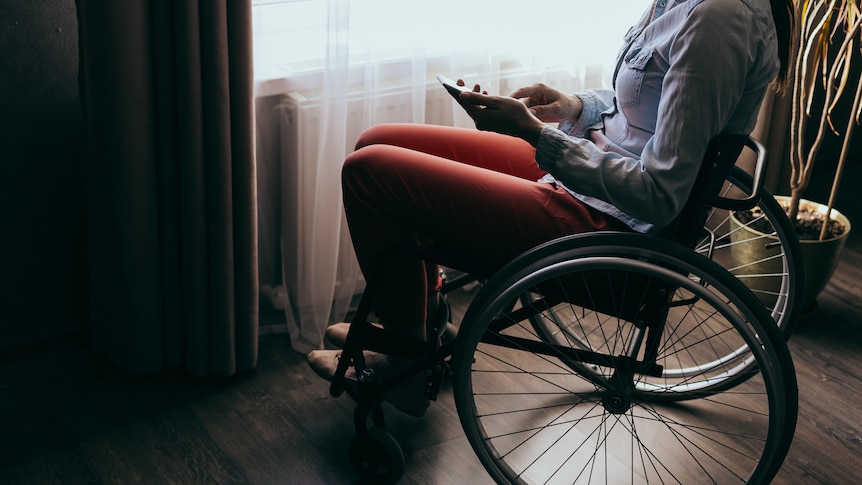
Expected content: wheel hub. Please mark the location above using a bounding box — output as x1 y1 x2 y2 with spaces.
602 371 636 414
602 389 632 414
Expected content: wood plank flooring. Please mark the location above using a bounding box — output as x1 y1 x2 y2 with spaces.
1 158 860 484
0 321 489 484
2 256 860 485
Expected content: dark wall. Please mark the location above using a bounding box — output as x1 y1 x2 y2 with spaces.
0 0 88 348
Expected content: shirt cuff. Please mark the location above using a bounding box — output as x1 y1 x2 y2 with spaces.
535 125 571 173
567 90 606 137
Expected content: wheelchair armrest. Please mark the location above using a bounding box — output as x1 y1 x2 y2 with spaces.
703 136 767 212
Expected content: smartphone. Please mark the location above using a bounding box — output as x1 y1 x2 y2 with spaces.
437 75 471 101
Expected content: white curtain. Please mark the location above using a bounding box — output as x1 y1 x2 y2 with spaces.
253 0 648 354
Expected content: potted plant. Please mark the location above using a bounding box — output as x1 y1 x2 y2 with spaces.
732 0 859 308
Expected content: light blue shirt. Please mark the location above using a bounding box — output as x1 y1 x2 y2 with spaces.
535 0 780 234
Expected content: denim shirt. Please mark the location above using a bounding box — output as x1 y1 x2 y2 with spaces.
535 0 779 234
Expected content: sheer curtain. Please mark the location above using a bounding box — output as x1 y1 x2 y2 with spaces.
253 0 647 353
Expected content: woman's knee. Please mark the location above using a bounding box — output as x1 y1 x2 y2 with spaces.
342 144 391 193
354 123 401 151
342 146 371 186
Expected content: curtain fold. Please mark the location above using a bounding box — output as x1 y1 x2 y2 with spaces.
78 0 257 376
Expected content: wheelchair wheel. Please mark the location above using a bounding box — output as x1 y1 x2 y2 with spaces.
453 233 797 484
349 427 405 485
700 166 804 334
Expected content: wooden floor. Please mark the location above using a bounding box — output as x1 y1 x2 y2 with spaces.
2 162 860 484
2 252 861 484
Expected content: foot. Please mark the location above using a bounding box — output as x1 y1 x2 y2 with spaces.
324 322 386 348
306 349 351 381
324 323 350 348
306 349 430 417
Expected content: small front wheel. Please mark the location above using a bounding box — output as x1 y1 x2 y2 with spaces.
349 427 405 485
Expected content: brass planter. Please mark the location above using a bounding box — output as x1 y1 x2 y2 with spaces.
730 196 851 307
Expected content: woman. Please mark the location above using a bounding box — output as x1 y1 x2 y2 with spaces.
308 0 795 417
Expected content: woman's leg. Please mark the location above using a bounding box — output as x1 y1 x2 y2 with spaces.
342 126 629 339
353 123 548 181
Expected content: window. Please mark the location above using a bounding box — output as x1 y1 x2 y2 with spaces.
253 0 646 93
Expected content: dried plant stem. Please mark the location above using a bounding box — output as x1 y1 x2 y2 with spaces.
788 0 833 222
819 68 862 239
788 0 861 238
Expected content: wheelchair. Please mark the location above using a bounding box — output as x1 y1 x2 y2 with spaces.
326 135 800 484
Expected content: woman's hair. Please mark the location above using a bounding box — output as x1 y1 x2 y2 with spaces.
770 0 796 90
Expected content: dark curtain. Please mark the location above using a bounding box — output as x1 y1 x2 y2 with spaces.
77 0 258 376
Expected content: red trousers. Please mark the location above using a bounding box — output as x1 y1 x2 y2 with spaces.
342 123 630 333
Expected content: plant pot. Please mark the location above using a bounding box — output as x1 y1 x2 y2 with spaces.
730 196 851 308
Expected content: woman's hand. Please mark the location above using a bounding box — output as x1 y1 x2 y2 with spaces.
458 89 546 146
510 83 583 124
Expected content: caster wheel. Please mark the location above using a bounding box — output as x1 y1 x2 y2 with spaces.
349 427 405 484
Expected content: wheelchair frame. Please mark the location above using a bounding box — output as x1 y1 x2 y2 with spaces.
326 136 800 484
